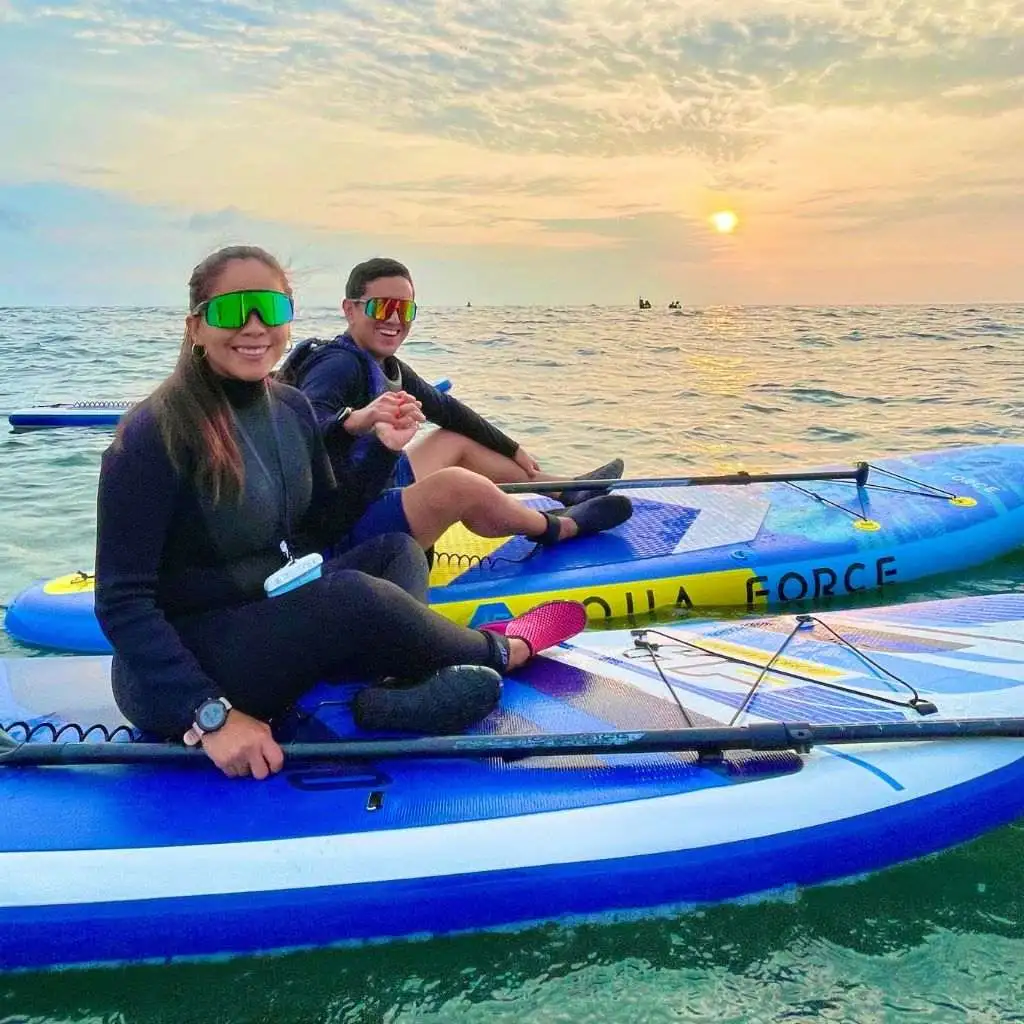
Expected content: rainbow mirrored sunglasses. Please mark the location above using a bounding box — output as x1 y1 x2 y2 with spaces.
194 290 295 329
355 297 418 324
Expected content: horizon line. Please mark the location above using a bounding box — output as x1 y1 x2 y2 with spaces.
1 301 1022 312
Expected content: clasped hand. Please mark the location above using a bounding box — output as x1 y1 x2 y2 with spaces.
346 391 425 450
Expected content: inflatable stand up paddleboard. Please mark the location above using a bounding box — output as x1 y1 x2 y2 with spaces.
3 592 1024 970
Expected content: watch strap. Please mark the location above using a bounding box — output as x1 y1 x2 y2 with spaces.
184 697 233 746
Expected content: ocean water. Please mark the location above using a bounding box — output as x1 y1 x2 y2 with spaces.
2 304 1024 1019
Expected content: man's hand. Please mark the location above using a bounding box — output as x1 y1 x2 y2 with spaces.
513 446 542 478
345 391 423 436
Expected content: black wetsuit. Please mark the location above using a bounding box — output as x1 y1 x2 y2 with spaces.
95 377 507 738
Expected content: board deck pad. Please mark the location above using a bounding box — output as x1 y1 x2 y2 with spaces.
9 593 1024 756
430 493 708 585
3 591 1024 831
431 445 1024 586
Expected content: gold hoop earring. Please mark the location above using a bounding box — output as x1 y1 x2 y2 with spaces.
191 343 206 359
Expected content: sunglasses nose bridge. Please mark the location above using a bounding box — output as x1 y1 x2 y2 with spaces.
239 307 270 330
363 298 414 324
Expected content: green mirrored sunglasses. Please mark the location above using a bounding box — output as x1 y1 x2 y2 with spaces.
195 290 295 329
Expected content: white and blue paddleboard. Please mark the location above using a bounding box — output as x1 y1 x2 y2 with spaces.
8 442 1024 654
6 381 452 432
7 400 136 429
3 592 1024 972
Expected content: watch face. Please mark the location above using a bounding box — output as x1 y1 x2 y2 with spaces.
197 699 228 731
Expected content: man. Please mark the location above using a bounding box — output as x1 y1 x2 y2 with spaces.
278 257 631 553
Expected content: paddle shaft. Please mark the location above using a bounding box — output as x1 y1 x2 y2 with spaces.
4 717 1024 767
498 465 870 495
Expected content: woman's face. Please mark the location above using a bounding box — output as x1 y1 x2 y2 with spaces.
189 258 292 382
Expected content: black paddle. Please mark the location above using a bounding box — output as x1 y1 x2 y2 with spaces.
3 716 1023 767
497 464 870 495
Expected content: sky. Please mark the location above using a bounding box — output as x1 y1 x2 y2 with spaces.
1 0 1022 306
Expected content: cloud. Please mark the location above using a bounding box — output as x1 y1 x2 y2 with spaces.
0 182 336 305
2 0 1023 303
537 211 713 259
344 174 592 198
186 207 245 231
45 161 114 178
0 206 31 231
939 75 1024 116
11 0 1023 159
0 180 674 307
268 3 1024 155
808 183 1024 239
10 2 1023 168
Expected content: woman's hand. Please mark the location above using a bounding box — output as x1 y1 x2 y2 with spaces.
374 411 423 451
201 710 284 780
513 446 541 478
346 392 423 436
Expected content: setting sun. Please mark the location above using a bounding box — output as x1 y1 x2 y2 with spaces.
711 210 739 233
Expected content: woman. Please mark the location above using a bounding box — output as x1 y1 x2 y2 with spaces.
277 256 633 555
94 245 586 781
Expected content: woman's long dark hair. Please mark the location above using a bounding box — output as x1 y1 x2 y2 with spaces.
115 245 291 504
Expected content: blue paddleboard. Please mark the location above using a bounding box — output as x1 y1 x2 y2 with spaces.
9 443 1024 653
3 592 1024 971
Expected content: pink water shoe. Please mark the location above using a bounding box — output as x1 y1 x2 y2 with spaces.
481 600 587 655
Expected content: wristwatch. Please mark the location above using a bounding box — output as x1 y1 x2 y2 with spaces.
336 406 355 431
183 696 233 746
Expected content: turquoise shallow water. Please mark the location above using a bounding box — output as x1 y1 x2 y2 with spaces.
2 304 1024 1018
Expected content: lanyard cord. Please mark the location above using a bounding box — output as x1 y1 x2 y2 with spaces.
230 385 294 560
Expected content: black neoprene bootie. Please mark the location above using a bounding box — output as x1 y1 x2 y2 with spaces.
560 458 625 506
352 664 502 734
535 493 634 545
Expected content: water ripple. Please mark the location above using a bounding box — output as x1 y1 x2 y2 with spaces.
3 302 1024 1019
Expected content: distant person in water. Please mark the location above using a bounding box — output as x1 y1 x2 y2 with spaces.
277 257 631 555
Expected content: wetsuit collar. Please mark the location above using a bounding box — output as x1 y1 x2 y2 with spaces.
218 375 269 410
